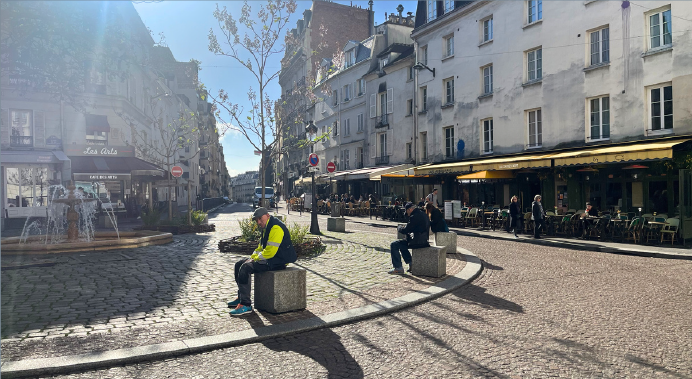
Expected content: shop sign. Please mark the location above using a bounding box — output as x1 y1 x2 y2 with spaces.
65 144 135 157
498 163 519 169
36 155 55 163
73 173 131 181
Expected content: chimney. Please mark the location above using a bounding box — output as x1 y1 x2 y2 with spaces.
368 0 374 36
397 4 404 24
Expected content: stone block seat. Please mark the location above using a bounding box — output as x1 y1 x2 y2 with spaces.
254 267 307 313
411 246 446 278
327 217 345 232
435 232 457 254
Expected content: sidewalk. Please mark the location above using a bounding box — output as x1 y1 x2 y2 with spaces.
0 210 481 378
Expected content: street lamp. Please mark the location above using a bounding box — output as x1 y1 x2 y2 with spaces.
413 62 435 77
305 120 320 235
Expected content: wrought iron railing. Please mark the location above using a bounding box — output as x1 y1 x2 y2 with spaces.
375 155 389 165
10 136 33 147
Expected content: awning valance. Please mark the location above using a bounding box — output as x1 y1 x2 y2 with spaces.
552 139 690 167
368 164 413 181
85 114 111 133
457 170 515 180
413 152 552 175
69 156 164 177
414 162 471 176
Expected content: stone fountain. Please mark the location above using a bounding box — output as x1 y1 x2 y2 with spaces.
51 183 98 242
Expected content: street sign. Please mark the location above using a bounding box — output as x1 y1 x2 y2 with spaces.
308 166 320 172
327 161 336 173
254 150 262 156
171 166 183 177
308 153 319 166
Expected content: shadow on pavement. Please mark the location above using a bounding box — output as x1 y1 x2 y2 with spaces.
261 311 364 379
450 284 524 313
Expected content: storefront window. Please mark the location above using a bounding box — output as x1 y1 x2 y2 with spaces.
6 168 20 207
4 166 56 207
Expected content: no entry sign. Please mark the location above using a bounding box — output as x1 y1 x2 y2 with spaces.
309 153 319 167
171 166 183 177
327 161 336 173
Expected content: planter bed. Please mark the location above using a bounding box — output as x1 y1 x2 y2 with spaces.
135 224 216 235
219 235 322 257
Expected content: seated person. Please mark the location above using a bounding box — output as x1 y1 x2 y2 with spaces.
580 202 598 236
426 202 449 233
389 202 430 274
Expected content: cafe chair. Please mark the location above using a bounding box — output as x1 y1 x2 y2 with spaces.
523 212 534 235
624 217 644 244
660 218 680 245
466 208 479 227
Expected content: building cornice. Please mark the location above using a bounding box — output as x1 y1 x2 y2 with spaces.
411 1 489 40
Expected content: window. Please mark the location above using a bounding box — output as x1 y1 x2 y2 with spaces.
343 149 350 169
482 119 494 153
409 66 415 80
343 84 351 101
589 96 610 141
379 57 389 70
444 127 455 158
444 0 454 13
407 99 413 115
527 0 542 24
332 90 338 106
86 130 108 145
443 78 454 105
483 17 493 42
649 84 673 131
379 133 387 157
5 167 53 208
9 109 32 147
345 118 351 136
427 1 437 22
357 147 364 168
483 65 493 94
332 121 338 136
345 49 356 68
590 27 610 65
421 86 428 111
357 79 366 96
527 48 542 82
527 109 542 148
421 132 428 159
406 143 412 160
357 113 364 132
444 35 454 57
420 46 428 65
648 8 672 49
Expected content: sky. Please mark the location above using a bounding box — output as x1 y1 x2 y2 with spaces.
133 0 418 178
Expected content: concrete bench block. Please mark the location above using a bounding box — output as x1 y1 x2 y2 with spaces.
397 223 407 240
435 232 457 254
327 217 345 232
254 267 306 313
411 246 446 278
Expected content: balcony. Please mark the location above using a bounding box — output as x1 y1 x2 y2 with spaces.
10 136 33 147
375 155 389 165
375 114 389 129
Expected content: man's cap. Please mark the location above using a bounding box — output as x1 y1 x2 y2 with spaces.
433 188 438 191
252 207 269 220
405 202 415 210
586 202 592 206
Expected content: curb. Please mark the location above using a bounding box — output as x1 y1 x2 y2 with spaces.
0 248 483 379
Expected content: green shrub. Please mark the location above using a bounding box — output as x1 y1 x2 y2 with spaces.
238 217 261 242
190 210 207 226
141 209 161 226
288 222 309 246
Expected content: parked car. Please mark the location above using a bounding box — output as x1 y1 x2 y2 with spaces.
253 187 275 208
223 196 231 204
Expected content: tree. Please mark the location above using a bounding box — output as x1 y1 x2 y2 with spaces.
206 0 298 210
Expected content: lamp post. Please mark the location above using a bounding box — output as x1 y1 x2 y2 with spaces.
412 62 435 77
306 121 320 235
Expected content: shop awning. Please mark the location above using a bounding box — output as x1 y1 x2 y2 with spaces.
294 175 329 186
552 138 690 167
70 156 164 177
457 170 515 179
414 152 553 175
368 164 413 181
85 114 111 133
0 151 66 164
414 161 471 176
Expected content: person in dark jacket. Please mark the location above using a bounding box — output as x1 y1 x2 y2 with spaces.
228 208 297 315
389 202 430 274
532 194 545 239
426 203 449 233
509 195 521 238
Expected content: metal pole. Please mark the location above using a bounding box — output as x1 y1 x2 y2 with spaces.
310 170 320 234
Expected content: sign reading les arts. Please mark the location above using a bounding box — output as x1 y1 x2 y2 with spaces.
65 145 136 157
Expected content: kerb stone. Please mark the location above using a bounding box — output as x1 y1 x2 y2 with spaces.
435 232 457 254
411 246 446 278
327 217 345 232
254 267 306 313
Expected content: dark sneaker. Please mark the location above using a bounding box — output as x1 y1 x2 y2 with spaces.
227 298 240 308
388 267 405 275
229 304 253 316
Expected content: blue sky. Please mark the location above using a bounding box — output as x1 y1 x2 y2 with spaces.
133 0 417 178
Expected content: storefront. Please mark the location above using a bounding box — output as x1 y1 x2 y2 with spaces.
1 150 70 226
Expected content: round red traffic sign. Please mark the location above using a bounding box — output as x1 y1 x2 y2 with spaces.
171 166 183 177
327 161 336 173
309 153 319 167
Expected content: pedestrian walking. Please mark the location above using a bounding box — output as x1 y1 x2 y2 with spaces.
532 195 545 239
228 208 297 315
509 195 521 238
425 188 439 207
389 202 430 274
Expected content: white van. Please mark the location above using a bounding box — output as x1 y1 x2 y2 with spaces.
253 187 275 208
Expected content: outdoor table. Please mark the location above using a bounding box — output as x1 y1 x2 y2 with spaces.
609 218 630 240
645 221 666 243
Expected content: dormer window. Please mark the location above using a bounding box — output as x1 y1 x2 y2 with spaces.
427 0 437 22
345 49 356 68
444 0 454 13
379 57 389 70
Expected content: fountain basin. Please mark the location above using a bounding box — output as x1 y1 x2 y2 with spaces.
1 230 173 255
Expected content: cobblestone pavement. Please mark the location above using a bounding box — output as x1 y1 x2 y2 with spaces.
40 205 692 378
1 203 465 362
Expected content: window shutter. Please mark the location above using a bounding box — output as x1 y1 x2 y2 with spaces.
386 88 393 114
370 134 377 158
1 109 8 147
370 94 376 118
386 129 393 156
34 111 45 147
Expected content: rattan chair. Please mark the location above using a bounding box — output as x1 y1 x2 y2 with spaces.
660 218 680 245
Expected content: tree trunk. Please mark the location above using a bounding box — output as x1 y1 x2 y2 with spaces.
168 158 173 221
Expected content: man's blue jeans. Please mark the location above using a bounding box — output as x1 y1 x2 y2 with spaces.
390 239 411 269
